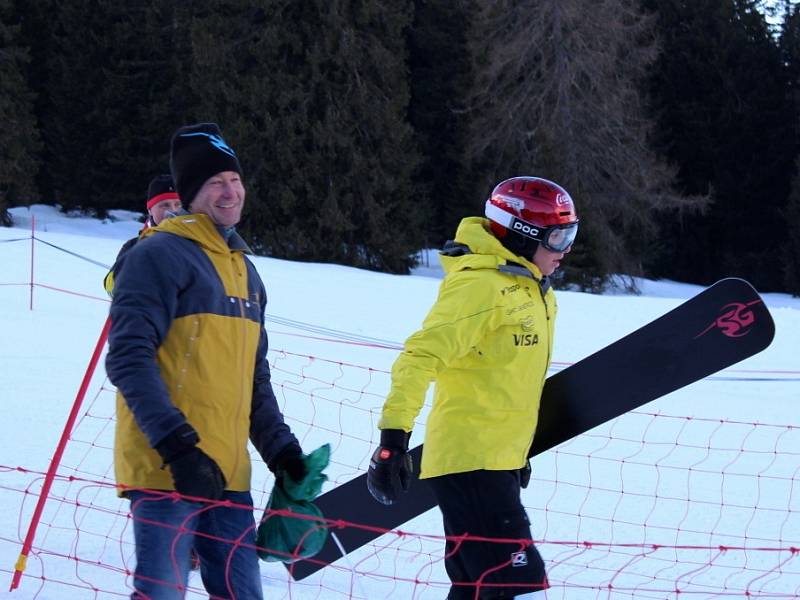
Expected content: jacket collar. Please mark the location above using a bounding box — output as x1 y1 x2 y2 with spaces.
143 213 253 254
440 217 546 283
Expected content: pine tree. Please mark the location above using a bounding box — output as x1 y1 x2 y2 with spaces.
407 0 480 245
0 0 41 225
645 0 796 291
89 1 193 214
188 0 425 272
781 1 800 295
29 1 107 212
465 0 703 290
784 159 800 295
28 1 189 215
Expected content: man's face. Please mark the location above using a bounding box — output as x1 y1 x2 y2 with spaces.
189 171 246 227
148 198 182 226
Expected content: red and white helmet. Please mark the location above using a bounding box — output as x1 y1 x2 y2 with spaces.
485 176 578 256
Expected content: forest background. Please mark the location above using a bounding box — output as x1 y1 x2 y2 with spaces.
2 0 800 294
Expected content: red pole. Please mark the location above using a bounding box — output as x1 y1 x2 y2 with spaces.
9 315 112 592
29 214 35 311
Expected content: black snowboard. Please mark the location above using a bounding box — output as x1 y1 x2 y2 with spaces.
287 277 775 580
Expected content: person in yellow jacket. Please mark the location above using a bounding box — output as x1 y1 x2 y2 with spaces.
107 123 308 599
367 176 579 600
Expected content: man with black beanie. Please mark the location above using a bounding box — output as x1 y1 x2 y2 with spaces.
106 123 308 599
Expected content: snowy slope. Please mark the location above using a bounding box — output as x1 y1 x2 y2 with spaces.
0 204 798 599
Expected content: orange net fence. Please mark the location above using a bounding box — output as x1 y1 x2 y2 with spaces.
1 226 798 599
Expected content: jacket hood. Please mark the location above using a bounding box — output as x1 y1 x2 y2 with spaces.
440 217 543 280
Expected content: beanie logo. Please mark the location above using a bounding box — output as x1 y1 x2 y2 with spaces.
180 132 237 157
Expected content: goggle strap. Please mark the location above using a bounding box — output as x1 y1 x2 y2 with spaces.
485 201 544 242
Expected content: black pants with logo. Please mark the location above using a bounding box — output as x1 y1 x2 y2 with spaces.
427 469 547 600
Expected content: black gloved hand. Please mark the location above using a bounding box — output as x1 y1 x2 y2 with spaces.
271 444 308 483
155 423 226 501
367 429 413 506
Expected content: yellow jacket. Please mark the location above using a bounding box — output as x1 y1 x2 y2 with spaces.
107 214 298 493
379 217 556 478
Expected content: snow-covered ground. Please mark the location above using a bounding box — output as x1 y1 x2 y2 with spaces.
1 204 798 599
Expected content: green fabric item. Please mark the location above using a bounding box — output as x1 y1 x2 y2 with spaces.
281 443 330 501
257 444 330 563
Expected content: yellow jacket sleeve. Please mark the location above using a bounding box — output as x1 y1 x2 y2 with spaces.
379 270 503 431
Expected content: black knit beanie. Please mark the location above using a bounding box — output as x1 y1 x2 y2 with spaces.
169 123 242 206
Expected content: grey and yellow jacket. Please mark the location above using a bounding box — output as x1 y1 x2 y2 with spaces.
379 217 556 479
106 213 298 493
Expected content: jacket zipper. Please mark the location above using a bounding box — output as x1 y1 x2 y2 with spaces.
228 253 249 488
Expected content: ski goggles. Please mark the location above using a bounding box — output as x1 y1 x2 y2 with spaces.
507 216 579 252
537 221 579 252
486 201 579 252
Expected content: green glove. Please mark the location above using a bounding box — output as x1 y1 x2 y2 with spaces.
256 444 330 563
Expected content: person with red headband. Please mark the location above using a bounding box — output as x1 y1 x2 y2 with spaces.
103 174 181 296
142 174 182 228
367 176 579 599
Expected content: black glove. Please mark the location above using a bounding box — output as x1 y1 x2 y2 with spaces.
270 444 308 483
155 423 226 501
367 429 413 505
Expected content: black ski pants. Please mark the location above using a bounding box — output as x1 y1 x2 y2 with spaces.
427 469 547 600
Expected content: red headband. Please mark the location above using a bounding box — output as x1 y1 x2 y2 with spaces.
146 191 180 211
